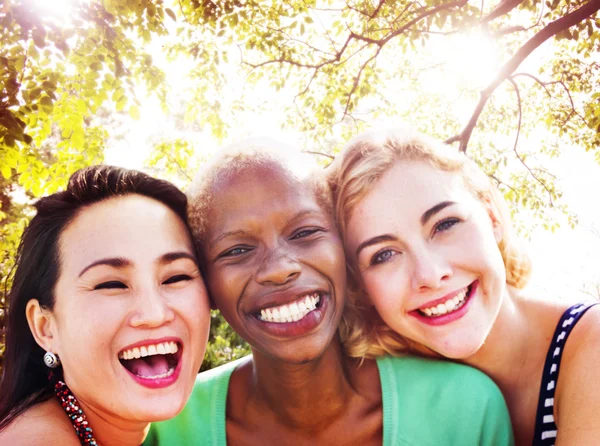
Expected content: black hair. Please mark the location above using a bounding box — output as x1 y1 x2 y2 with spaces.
0 165 189 431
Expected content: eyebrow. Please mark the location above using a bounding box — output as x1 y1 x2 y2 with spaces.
421 201 456 226
356 234 398 257
208 230 248 251
158 251 197 265
78 257 131 277
78 252 196 277
208 209 323 251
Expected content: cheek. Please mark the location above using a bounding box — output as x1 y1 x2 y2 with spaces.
181 283 211 331
362 268 406 310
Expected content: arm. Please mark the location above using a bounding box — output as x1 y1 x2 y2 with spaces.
555 305 600 445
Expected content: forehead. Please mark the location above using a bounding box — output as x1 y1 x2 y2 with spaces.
207 164 326 235
349 160 471 227
58 195 192 272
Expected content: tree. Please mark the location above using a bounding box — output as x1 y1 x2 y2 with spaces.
1 0 599 370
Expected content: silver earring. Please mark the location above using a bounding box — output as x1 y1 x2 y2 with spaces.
43 351 60 369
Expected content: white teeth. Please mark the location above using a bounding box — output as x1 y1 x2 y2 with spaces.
142 366 176 380
119 341 178 360
258 293 321 324
419 287 470 318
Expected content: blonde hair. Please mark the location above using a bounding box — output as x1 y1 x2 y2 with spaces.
328 128 531 358
187 138 332 255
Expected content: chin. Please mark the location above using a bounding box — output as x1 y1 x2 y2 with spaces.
429 337 485 360
132 398 186 422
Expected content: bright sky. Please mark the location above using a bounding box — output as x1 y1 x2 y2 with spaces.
30 0 600 300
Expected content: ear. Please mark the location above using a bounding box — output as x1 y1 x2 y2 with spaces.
26 299 57 353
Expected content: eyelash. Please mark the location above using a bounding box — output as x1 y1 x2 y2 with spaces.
94 281 126 290
291 227 322 239
162 274 192 285
94 274 192 290
220 246 252 258
370 249 397 266
434 217 460 234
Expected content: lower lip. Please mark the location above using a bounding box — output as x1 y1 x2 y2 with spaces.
123 353 183 389
252 296 329 338
410 281 478 326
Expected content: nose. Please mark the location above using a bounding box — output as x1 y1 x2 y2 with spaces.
254 244 301 286
410 247 452 292
129 286 175 328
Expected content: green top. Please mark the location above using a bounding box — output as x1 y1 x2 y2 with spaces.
145 355 514 446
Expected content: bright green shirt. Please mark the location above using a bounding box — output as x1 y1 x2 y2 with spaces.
145 355 514 445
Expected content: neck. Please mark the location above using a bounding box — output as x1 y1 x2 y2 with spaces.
464 291 544 397
73 394 149 446
250 337 360 430
462 291 569 426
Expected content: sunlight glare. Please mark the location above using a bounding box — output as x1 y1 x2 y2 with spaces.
442 31 501 90
26 0 79 19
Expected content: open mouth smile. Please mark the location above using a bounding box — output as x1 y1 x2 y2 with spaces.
118 339 183 388
411 281 478 325
251 290 329 337
257 292 321 323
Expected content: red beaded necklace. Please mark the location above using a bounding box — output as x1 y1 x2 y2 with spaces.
53 378 99 445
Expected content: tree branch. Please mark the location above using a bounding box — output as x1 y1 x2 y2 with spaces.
447 0 600 152
481 0 525 24
509 77 554 206
302 150 334 160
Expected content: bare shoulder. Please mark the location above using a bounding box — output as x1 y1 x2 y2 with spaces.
555 303 600 444
0 399 79 445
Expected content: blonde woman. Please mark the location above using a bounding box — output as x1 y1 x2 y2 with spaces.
328 128 600 446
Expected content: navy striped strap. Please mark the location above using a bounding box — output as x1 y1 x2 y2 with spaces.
532 302 599 446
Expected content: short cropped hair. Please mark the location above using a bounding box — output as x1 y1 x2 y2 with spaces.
187 138 332 255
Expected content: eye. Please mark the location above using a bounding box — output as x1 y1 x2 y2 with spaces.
434 218 460 234
94 281 127 290
219 246 252 258
370 249 398 265
291 227 322 239
163 274 192 285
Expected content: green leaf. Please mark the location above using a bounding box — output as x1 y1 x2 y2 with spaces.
1 165 11 180
129 105 140 120
165 8 176 21
116 96 127 111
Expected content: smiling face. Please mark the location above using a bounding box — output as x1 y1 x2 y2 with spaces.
49 194 210 422
344 160 507 359
201 164 346 364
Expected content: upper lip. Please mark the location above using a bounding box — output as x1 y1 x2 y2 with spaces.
118 336 182 355
413 283 471 311
247 285 328 314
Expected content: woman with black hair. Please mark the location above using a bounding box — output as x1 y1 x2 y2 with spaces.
0 165 211 445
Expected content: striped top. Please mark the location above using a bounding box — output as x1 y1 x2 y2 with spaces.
532 302 599 445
